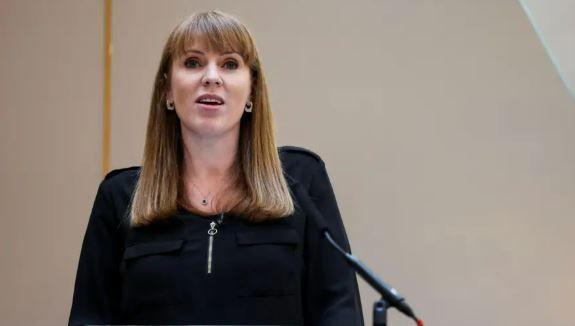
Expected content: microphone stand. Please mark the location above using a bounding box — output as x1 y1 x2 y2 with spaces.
323 231 422 326
373 299 391 326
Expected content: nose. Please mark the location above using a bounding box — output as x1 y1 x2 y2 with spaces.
201 64 222 87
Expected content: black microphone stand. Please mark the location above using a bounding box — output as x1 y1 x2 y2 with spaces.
373 299 390 326
323 231 422 326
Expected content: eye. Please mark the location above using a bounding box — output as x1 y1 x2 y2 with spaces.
184 57 201 68
223 60 239 70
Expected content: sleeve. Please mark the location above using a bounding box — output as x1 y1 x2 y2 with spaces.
68 179 124 326
303 159 365 326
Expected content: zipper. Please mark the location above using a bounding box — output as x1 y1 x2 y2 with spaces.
207 212 224 274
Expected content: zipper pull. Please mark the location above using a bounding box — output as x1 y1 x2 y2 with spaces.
207 220 218 274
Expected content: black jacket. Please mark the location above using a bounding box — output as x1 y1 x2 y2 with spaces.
68 146 364 325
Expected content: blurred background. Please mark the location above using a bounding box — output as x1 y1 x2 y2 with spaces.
1 0 574 325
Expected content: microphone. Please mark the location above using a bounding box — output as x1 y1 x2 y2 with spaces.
296 184 423 326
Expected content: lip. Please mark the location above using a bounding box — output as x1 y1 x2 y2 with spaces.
196 102 223 111
195 93 225 104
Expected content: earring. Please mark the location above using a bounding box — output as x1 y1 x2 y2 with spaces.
166 99 175 111
244 101 253 113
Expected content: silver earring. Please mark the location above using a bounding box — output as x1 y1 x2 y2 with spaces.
244 101 253 113
166 100 175 111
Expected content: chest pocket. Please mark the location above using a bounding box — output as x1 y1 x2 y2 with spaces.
121 239 186 308
235 228 300 297
124 239 185 260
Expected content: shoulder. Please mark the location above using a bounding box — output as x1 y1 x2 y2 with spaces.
104 166 141 181
103 166 141 185
278 145 326 187
278 145 324 167
99 166 141 201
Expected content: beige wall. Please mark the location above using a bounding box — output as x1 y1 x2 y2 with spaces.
1 0 574 325
0 0 103 325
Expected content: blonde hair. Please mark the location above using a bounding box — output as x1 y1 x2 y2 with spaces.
129 10 294 227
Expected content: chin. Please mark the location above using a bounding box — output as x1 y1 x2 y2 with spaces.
182 123 228 138
180 116 241 137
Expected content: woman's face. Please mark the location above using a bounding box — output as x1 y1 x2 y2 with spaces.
168 38 252 138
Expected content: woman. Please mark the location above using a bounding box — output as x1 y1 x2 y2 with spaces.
69 10 363 326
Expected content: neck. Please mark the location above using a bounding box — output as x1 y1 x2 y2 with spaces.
180 125 240 185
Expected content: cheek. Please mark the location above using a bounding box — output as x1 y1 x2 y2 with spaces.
229 75 252 101
172 75 200 98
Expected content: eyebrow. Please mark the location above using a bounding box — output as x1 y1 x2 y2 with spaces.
184 49 238 56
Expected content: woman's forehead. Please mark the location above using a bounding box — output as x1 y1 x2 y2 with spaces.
179 35 239 56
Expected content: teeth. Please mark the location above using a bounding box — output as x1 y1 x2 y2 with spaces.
200 98 221 104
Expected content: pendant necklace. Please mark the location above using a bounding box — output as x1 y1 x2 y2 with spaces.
189 176 229 207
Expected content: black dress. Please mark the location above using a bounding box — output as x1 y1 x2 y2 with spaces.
68 146 364 325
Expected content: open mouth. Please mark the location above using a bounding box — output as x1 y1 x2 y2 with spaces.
195 94 225 107
198 102 222 106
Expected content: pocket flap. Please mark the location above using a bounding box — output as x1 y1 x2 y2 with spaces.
236 228 299 245
123 239 184 260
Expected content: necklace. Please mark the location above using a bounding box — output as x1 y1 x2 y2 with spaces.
188 175 230 207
